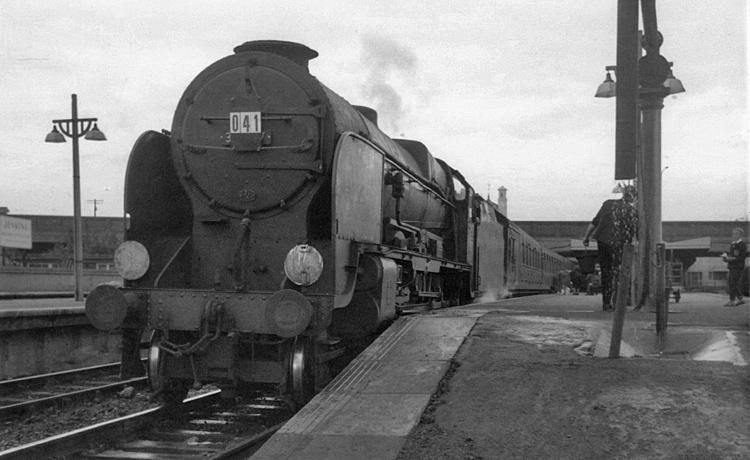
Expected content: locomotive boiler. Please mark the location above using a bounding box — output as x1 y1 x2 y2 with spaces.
85 40 484 408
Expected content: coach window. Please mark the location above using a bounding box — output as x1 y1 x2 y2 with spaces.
524 244 528 266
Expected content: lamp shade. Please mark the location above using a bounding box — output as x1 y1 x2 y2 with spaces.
595 72 616 98
45 125 66 143
84 123 107 141
663 70 685 95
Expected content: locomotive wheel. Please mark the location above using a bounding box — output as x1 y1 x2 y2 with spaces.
289 336 316 406
147 330 163 393
148 330 190 414
288 336 333 407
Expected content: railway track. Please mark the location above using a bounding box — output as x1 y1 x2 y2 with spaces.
0 390 292 460
0 362 146 417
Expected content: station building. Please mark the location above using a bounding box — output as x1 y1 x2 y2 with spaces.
0 207 747 294
516 220 750 293
0 208 124 294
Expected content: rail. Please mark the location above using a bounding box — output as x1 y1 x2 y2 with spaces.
0 391 293 460
0 362 146 417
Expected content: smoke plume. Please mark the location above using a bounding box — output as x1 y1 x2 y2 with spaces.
475 286 513 304
360 35 417 134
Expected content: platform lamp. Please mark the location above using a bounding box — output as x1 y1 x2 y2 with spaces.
596 61 684 329
595 67 618 98
45 94 107 301
595 63 685 98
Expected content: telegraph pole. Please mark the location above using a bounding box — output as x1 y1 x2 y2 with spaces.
87 199 104 216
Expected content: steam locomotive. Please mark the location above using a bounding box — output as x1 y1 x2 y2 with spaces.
85 40 571 409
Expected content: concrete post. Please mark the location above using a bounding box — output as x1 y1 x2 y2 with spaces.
610 243 635 358
71 95 84 302
639 86 669 331
656 242 668 333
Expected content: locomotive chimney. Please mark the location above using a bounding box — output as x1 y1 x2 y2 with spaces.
234 40 319 71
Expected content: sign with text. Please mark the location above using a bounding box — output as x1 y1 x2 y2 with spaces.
0 216 32 249
229 112 262 134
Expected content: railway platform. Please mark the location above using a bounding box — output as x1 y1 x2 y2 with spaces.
0 297 120 380
251 292 750 459
0 296 82 313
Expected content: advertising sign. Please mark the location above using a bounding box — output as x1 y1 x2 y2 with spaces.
0 216 32 249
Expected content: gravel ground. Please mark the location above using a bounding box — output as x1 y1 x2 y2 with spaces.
0 386 160 451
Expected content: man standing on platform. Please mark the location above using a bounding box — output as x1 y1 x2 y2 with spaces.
582 185 638 311
722 227 747 306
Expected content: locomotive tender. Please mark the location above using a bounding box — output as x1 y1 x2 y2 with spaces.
85 40 571 407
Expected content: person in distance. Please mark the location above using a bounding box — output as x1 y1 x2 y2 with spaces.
582 185 638 312
722 227 747 307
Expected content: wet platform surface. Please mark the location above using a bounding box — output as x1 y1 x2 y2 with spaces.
492 292 749 365
250 292 749 460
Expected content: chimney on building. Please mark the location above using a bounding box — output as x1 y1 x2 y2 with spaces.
496 187 507 216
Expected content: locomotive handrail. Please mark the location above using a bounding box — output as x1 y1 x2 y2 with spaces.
344 131 454 209
383 156 454 208
199 105 327 123
182 143 319 156
234 160 322 171
200 115 293 122
153 236 191 288
360 243 471 271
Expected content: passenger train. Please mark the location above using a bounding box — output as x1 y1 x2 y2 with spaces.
85 40 572 409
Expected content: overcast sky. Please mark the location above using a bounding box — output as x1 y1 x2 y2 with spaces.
0 1 747 221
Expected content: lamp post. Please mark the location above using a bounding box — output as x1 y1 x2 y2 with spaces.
45 94 106 301
595 45 684 331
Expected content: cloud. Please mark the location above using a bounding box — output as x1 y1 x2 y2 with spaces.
0 0 745 221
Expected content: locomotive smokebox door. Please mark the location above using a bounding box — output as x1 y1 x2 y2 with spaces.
172 48 326 214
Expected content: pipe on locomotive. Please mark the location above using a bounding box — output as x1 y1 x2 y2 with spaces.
386 171 406 226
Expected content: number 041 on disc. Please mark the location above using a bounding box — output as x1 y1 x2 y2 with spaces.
230 112 261 133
